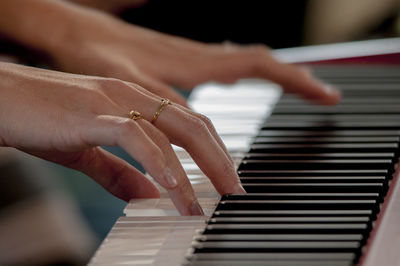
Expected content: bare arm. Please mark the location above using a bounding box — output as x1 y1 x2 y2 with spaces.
0 0 340 107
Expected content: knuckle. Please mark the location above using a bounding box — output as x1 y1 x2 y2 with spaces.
195 113 214 128
117 119 139 139
156 133 171 151
148 127 171 151
145 145 163 163
177 114 210 149
97 78 131 94
297 66 313 80
236 45 272 75
221 160 234 174
247 44 271 55
220 160 236 189
187 115 209 135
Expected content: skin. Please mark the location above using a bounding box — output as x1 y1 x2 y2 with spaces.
0 0 341 215
0 62 244 215
0 0 340 107
68 0 148 13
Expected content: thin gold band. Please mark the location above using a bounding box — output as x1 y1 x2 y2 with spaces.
151 98 170 124
129 110 142 120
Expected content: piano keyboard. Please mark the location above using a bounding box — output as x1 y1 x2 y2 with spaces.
89 65 400 266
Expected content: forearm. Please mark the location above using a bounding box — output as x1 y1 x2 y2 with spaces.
0 0 110 57
67 0 147 13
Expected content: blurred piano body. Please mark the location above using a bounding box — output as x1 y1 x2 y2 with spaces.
89 38 400 266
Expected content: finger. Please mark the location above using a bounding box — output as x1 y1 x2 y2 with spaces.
124 69 190 108
174 106 235 166
98 84 244 196
255 61 341 105
245 48 341 105
122 83 234 166
137 119 203 215
146 104 246 196
80 115 179 191
189 44 341 105
27 147 160 201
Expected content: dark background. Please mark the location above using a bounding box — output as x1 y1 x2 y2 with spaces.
121 0 307 49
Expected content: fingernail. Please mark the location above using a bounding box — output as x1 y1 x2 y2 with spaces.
190 200 204 216
324 85 339 95
232 183 247 194
164 167 178 188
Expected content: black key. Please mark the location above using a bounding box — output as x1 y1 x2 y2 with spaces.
189 259 353 266
258 130 400 137
192 241 360 253
188 252 355 264
278 99 400 106
254 136 400 144
197 233 364 241
262 121 400 129
216 199 378 211
250 143 398 153
213 210 373 218
221 193 380 201
239 176 386 184
208 217 370 224
238 169 389 177
244 153 395 160
204 223 368 235
241 183 384 194
238 159 392 171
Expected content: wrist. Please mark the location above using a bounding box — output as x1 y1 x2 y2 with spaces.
0 0 118 61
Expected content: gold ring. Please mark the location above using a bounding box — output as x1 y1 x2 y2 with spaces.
151 98 171 124
129 110 142 120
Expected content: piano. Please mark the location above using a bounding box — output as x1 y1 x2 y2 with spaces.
89 38 400 266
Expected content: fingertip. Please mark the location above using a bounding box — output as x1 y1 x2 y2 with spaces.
299 76 341 105
317 85 342 105
148 188 161 198
230 183 247 194
190 199 205 216
126 185 161 200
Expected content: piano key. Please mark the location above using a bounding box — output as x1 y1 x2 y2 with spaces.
272 105 400 114
250 143 399 153
237 169 389 177
221 193 380 200
123 198 218 217
253 136 400 143
204 223 368 234
216 199 378 211
188 260 353 266
258 129 400 137
241 183 384 193
192 241 360 250
244 153 395 159
213 210 373 217
208 217 370 223
239 176 386 184
278 99 400 105
262 121 400 129
312 66 400 77
196 234 363 241
238 159 392 170
187 252 355 261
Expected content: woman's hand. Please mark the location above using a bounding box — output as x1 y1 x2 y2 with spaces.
50 9 341 107
0 0 341 108
0 62 244 215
